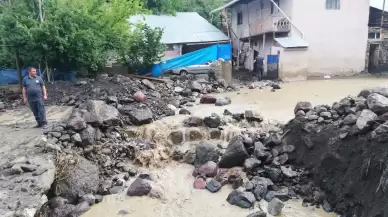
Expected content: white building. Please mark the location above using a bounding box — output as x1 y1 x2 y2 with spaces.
212 0 370 80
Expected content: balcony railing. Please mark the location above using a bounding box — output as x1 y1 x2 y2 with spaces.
249 15 291 37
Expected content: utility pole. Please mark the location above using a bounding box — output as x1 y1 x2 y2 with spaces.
381 0 386 36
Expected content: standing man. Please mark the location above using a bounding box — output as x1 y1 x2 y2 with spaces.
254 53 264 81
22 67 48 128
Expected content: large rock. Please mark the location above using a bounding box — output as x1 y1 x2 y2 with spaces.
120 104 153 125
227 190 256 208
247 211 267 217
50 204 76 217
356 109 378 131
219 136 249 168
80 125 97 147
127 178 152 196
195 141 219 166
367 93 388 114
189 80 203 92
245 110 263 122
54 157 99 203
67 110 87 131
203 114 221 128
200 95 217 104
133 91 146 102
206 179 222 193
267 198 285 216
141 79 156 90
371 123 388 142
243 158 261 172
83 100 119 126
215 97 231 106
294 101 313 114
343 114 357 125
184 116 203 127
359 86 388 98
197 161 218 177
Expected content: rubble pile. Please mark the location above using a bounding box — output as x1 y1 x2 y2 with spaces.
282 86 388 217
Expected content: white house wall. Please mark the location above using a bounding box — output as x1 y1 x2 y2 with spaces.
291 0 369 76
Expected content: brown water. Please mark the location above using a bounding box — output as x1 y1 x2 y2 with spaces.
83 78 388 217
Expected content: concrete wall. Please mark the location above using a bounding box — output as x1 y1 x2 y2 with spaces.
277 47 309 81
291 0 369 76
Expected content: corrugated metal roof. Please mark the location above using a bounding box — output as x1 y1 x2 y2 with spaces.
275 36 309 48
210 0 241 14
129 12 230 44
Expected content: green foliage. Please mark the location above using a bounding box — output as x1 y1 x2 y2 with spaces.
123 24 165 72
0 0 165 76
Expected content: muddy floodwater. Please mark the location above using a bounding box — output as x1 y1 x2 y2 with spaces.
82 78 388 217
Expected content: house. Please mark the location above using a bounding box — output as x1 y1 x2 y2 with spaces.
366 4 388 72
129 12 230 61
212 0 370 80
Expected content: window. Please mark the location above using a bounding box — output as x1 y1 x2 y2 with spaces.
237 12 243 25
326 0 340 10
369 32 381 40
271 0 280 14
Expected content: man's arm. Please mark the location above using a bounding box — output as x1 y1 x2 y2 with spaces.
22 87 27 103
39 77 47 100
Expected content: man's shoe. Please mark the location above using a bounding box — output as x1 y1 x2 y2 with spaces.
34 124 42 128
40 123 48 129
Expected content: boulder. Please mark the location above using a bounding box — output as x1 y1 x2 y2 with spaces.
243 158 261 172
127 178 152 196
215 97 231 106
226 190 256 208
359 86 388 98
121 104 153 125
80 125 97 147
294 101 312 114
356 109 378 131
133 91 146 102
83 100 119 126
168 130 184 145
320 111 332 119
206 179 222 193
197 161 218 177
67 110 87 131
106 96 118 104
267 198 285 216
200 95 217 104
219 136 249 168
71 133 82 145
203 114 221 128
371 123 388 142
184 116 203 127
141 79 155 90
179 108 191 115
50 204 76 217
343 114 357 125
273 153 289 166
367 93 388 114
193 177 206 189
71 201 90 216
264 166 282 182
54 157 99 203
245 110 263 122
265 188 290 202
280 166 298 178
189 80 203 92
195 141 219 166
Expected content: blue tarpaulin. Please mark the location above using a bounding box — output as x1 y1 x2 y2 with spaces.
0 69 76 85
151 43 231 77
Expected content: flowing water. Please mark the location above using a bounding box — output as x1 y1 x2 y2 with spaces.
83 77 388 217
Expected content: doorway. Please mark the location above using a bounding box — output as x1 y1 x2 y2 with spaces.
369 43 379 72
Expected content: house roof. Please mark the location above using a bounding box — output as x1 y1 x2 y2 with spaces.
210 0 241 14
129 12 229 44
275 36 308 48
371 0 388 12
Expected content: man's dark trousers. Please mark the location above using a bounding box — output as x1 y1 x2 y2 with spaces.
28 98 46 125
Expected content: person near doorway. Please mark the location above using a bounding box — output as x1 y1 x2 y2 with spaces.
22 67 48 128
254 53 264 81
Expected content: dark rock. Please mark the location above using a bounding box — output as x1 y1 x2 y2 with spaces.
195 140 219 166
371 123 388 142
343 114 357 125
169 130 184 145
280 166 298 178
84 100 120 126
245 110 263 122
181 89 193 97
54 157 99 203
268 198 285 216
264 133 282 147
72 201 90 216
224 109 233 115
356 109 377 131
215 97 231 106
141 79 155 90
127 178 151 196
80 125 97 147
265 188 290 202
184 116 203 127
189 80 203 92
80 194 95 206
203 113 221 128
138 173 153 181
273 153 289 166
247 211 267 217
253 184 268 200
280 145 295 154
133 91 146 102
67 110 87 131
320 111 332 119
118 210 129 215
59 134 70 142
264 166 281 182
226 190 256 208
48 197 68 209
307 114 319 121
71 133 82 145
95 195 103 203
10 165 23 175
206 179 222 193
295 110 306 117
245 181 255 191
367 93 388 114
110 186 125 194
243 158 261 172
209 129 221 140
51 204 76 217
20 164 36 172
121 104 153 125
294 101 312 114
200 95 217 104
50 132 62 138
193 177 206 189
322 200 333 212
179 108 191 115
198 161 218 177
106 96 118 104
219 136 249 168
359 86 388 98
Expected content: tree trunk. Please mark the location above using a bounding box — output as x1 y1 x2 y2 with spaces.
15 50 22 91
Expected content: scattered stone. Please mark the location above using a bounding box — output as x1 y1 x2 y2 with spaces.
184 116 203 127
193 177 207 189
247 211 267 217
198 161 218 177
179 108 191 115
127 178 152 196
245 110 263 122
133 91 146 102
243 158 261 172
168 130 184 145
203 114 221 128
322 200 333 213
367 93 388 114
265 188 290 202
189 80 203 92
141 79 155 90
226 190 256 208
219 136 249 168
206 179 222 193
10 165 23 175
294 101 313 114
118 209 129 215
267 198 285 216
343 114 357 125
195 140 219 166
200 95 217 104
273 153 289 166
72 201 90 215
80 194 95 206
281 166 298 178
209 129 221 140
215 97 231 106
20 164 36 172
356 109 378 131
50 204 76 217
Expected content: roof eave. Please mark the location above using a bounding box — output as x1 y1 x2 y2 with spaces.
210 0 241 14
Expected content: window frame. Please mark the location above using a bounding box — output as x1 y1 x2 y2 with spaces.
271 0 280 14
326 0 340 10
237 12 243 25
